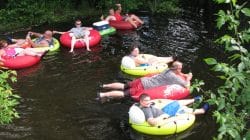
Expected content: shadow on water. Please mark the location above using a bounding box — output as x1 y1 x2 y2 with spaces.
0 9 219 140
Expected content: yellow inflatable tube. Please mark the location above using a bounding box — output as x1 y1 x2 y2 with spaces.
129 99 195 135
32 38 60 52
120 54 168 76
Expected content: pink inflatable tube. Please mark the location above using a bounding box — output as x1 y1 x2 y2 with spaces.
1 55 41 69
60 30 101 48
109 20 141 30
131 84 190 101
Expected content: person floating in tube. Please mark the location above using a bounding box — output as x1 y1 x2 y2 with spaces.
132 93 209 126
123 45 175 67
101 4 144 28
53 19 93 52
97 61 193 100
27 30 54 48
0 33 49 61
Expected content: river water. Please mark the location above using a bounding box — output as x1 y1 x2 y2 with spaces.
0 9 220 140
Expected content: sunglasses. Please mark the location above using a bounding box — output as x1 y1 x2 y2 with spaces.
75 23 82 26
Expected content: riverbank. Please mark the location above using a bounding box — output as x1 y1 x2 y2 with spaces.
0 0 182 35
0 8 102 35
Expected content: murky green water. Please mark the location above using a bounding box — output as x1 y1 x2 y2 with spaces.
0 9 219 140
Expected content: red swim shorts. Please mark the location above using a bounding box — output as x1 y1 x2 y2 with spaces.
124 79 144 97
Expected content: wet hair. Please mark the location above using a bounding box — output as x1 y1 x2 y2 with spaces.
139 93 150 101
0 40 7 48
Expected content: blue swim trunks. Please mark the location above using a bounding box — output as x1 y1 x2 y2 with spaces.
161 101 180 117
140 64 149 67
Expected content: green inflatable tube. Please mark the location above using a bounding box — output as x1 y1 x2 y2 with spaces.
32 37 60 52
99 27 116 36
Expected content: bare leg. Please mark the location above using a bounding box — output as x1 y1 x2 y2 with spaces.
22 48 45 57
156 57 174 63
99 91 125 98
129 14 144 24
84 36 91 51
126 17 138 28
70 34 76 52
103 82 125 90
183 107 205 115
11 39 26 45
177 99 195 106
149 56 174 65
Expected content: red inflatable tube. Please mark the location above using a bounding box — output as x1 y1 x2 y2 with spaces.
131 84 190 101
109 20 141 30
1 56 41 69
60 30 101 48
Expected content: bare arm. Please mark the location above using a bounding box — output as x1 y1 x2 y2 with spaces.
85 27 93 30
181 73 192 88
147 114 170 126
134 55 149 66
29 31 43 38
52 31 66 34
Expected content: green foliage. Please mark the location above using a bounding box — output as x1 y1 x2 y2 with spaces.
0 70 20 124
97 0 144 13
200 0 250 139
0 0 98 32
97 0 143 13
0 0 181 31
145 0 180 14
190 79 205 93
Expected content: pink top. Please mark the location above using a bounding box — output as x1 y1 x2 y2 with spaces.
4 48 16 57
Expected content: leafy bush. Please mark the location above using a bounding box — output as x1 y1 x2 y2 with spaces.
200 0 250 139
0 70 20 124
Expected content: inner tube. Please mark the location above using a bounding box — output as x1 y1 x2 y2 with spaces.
109 20 140 30
120 54 168 76
99 27 116 36
93 21 116 36
131 84 190 101
129 99 195 135
1 55 41 69
60 30 101 48
32 37 60 52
